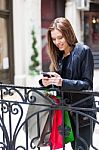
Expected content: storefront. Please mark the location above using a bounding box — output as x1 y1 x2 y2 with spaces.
84 2 99 68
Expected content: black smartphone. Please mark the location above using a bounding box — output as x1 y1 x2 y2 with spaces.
41 72 51 78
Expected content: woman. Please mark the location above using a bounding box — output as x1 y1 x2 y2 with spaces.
40 17 96 150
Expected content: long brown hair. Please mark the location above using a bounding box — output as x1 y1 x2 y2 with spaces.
47 17 78 71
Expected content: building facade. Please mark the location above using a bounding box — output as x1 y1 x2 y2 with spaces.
0 0 99 89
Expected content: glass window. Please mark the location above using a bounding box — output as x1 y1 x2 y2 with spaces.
0 18 9 70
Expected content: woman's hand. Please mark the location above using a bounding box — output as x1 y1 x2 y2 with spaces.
42 72 63 87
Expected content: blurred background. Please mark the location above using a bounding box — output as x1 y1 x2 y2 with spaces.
0 0 99 90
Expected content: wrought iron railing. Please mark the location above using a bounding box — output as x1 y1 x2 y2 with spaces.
0 83 99 150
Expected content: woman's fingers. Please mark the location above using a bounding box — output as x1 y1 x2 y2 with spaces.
47 72 60 77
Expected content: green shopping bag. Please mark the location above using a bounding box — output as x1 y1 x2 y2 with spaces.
64 111 74 143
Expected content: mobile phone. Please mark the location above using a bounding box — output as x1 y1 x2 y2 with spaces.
41 72 51 78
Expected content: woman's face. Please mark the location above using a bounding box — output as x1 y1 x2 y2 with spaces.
51 29 70 52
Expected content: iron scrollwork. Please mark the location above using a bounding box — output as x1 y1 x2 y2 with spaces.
0 84 99 150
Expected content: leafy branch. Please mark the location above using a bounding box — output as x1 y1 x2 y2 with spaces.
29 30 40 75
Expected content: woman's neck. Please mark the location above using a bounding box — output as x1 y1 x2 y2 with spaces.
63 46 72 57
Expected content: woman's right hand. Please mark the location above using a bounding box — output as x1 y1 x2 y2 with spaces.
42 72 62 87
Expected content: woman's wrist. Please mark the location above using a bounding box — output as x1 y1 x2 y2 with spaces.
58 78 63 86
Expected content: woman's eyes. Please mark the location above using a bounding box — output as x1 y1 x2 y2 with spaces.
58 36 62 39
52 37 62 41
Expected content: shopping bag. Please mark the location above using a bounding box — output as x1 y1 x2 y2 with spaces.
64 111 74 143
23 90 51 147
49 95 74 150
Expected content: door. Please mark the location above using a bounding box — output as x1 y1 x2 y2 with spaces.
84 12 99 68
84 12 99 52
41 0 65 71
0 0 14 83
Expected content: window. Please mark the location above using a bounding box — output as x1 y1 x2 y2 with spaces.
0 0 14 83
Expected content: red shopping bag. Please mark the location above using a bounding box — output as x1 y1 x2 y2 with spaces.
49 95 74 150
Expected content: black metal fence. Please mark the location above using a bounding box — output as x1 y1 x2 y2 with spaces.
0 84 99 150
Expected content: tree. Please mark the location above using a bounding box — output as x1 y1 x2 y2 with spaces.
29 29 40 75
